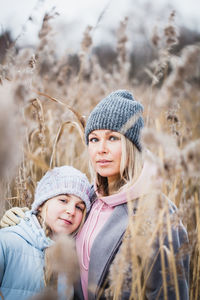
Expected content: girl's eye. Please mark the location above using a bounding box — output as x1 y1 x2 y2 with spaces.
89 137 98 143
59 199 67 203
76 205 84 212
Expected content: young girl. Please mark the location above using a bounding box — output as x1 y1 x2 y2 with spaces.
1 90 189 300
0 165 92 300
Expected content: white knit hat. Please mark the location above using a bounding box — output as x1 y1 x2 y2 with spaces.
31 166 92 213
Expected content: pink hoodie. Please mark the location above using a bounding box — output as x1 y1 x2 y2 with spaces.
76 153 158 300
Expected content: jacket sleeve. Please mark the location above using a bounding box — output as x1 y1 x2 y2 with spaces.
144 222 189 300
0 234 6 285
118 198 190 300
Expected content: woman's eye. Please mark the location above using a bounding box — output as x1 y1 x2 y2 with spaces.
89 137 98 143
109 135 119 141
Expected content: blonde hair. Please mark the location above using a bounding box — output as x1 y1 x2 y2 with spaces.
89 134 144 196
37 204 52 237
119 135 144 191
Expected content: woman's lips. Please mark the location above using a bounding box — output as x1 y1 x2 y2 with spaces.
96 160 112 166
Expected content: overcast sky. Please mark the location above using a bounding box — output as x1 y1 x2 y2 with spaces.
0 0 199 51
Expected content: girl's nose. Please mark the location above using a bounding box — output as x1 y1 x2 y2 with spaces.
65 203 75 215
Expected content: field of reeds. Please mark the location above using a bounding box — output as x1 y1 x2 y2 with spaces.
0 9 199 300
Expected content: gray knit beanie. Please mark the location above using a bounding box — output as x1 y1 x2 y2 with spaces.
31 166 92 213
85 90 144 151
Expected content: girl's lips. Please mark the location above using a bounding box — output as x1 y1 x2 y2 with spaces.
60 218 72 225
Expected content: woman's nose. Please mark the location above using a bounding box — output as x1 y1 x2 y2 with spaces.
98 139 108 153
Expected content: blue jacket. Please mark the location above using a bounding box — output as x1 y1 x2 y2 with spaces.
0 211 52 300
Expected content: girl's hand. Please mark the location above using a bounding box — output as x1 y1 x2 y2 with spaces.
0 207 29 228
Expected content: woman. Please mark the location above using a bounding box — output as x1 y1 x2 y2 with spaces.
1 90 189 300
74 90 189 299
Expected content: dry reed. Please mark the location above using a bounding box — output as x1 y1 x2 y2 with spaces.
0 9 199 300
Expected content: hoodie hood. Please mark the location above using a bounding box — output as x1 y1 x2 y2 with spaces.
6 210 53 251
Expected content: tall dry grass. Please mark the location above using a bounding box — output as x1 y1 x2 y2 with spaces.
0 10 199 299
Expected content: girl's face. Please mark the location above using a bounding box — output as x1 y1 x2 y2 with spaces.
40 194 85 235
88 130 122 184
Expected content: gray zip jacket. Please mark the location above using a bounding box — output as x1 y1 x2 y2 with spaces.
74 198 189 300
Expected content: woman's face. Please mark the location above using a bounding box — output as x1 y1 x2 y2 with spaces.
40 194 85 235
88 130 122 184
